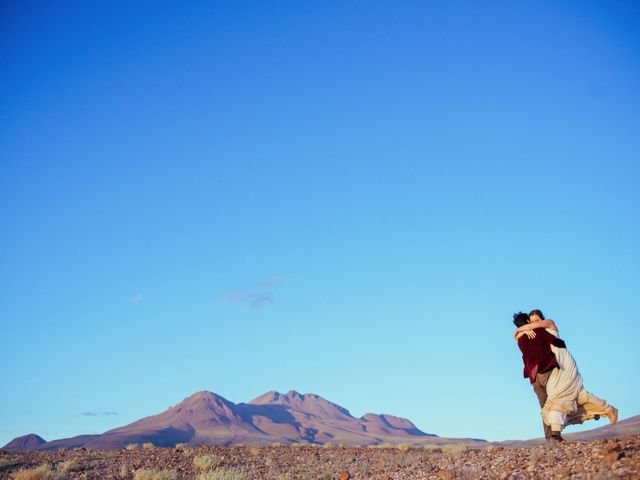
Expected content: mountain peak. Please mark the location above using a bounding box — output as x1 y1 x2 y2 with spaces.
248 390 354 420
2 433 47 451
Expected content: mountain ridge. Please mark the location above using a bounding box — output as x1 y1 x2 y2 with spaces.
5 390 635 452
3 389 466 451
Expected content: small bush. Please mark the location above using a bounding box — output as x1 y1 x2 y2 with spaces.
322 442 333 448
441 443 468 454
125 443 138 450
56 461 77 474
133 469 177 480
142 442 155 450
119 465 128 478
193 454 218 471
11 464 67 480
196 468 247 480
397 443 412 452
174 443 187 449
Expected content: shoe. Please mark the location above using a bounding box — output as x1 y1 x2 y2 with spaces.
607 406 618 425
551 432 564 442
546 436 563 448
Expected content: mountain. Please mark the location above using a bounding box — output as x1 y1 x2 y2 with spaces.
564 414 640 442
1 434 46 451
496 415 640 447
2 389 485 451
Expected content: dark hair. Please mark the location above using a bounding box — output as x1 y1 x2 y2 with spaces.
513 311 529 328
529 309 545 320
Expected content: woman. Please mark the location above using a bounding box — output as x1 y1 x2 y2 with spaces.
515 309 617 435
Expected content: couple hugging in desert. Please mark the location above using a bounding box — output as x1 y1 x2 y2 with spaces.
513 309 618 445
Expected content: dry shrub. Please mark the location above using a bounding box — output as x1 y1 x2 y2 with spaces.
322 442 333 448
397 443 411 452
119 465 128 478
133 469 177 480
142 442 155 450
441 443 468 454
193 454 218 471
11 464 67 480
196 468 247 480
125 443 138 450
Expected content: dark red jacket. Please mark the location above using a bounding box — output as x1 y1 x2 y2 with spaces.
517 327 561 384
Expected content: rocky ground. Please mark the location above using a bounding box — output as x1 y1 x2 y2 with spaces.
1 435 638 480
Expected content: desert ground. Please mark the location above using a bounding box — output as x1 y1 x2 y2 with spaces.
1 436 638 480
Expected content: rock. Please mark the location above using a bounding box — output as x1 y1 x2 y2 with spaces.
606 450 626 463
338 471 350 480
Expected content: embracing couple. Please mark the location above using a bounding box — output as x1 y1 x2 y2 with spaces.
513 309 618 444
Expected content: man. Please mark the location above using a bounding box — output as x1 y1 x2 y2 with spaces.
513 310 618 443
513 311 565 441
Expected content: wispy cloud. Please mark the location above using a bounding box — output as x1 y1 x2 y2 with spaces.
81 411 119 417
256 274 291 288
224 290 274 310
131 293 144 303
222 274 292 311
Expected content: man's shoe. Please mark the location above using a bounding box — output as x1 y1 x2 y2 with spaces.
551 432 564 442
546 436 563 448
607 406 619 425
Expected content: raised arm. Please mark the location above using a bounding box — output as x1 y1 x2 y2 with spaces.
515 330 536 341
516 319 558 334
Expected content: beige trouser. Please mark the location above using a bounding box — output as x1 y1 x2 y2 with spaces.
532 369 553 438
545 388 613 432
566 389 613 427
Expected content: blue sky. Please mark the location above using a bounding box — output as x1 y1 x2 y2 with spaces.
1 0 639 445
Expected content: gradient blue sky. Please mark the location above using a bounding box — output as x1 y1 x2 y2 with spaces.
1 1 639 446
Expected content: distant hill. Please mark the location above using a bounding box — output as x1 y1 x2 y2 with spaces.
2 389 485 451
1 434 46 451
564 415 640 441
6 390 633 452
497 415 640 447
